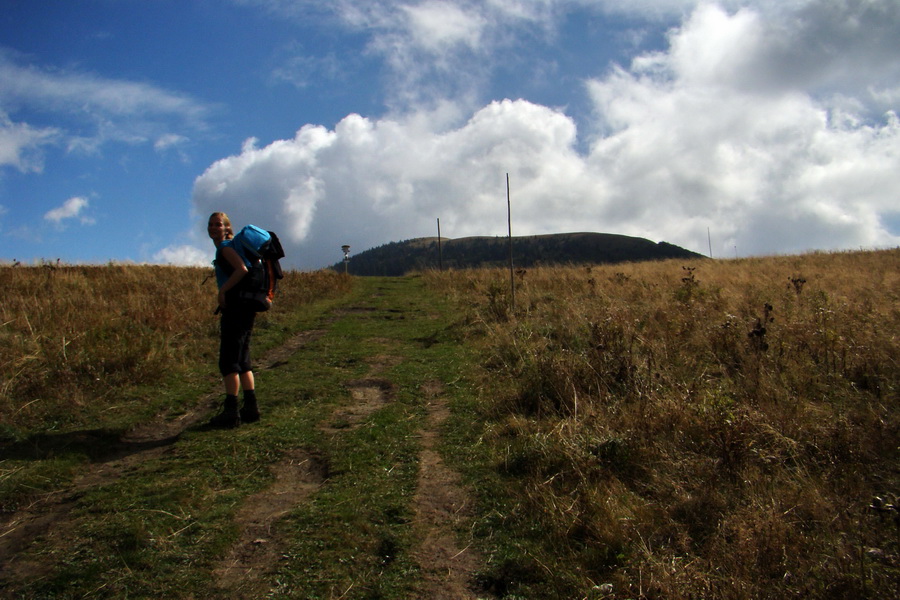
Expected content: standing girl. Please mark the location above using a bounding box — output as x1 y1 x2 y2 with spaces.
207 212 260 428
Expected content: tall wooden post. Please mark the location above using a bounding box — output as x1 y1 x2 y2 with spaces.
437 218 443 271
507 173 515 313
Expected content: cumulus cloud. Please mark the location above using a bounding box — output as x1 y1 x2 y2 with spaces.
587 2 900 255
196 1 900 268
44 196 96 226
193 99 598 269
152 243 211 267
649 0 900 109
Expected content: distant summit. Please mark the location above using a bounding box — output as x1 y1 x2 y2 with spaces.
331 232 705 276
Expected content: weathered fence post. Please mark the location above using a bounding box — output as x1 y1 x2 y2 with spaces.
507 173 515 313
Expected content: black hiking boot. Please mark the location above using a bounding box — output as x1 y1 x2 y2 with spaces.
240 390 260 424
209 395 241 429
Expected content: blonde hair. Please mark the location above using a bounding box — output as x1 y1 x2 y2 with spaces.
209 212 234 240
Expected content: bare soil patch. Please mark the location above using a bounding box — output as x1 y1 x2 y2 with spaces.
314 344 487 597
318 378 395 433
411 380 487 599
214 449 330 598
366 353 404 373
259 329 327 371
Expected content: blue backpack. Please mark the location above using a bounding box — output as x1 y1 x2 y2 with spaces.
231 224 285 312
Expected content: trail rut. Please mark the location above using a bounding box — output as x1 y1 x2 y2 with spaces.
411 380 485 599
214 449 330 598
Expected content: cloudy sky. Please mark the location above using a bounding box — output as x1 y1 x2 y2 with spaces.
1 0 898 269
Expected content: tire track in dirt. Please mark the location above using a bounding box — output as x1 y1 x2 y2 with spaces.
411 379 486 599
212 352 404 593
313 330 487 598
213 449 330 598
0 328 327 585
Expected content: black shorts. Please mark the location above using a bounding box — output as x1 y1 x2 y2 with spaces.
219 307 256 376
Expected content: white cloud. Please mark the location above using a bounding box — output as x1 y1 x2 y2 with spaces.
44 196 96 226
659 0 900 105
583 1 900 255
153 244 211 267
154 133 192 164
191 98 637 269
401 2 487 52
0 51 211 157
243 0 562 109
0 53 208 123
0 111 59 172
154 133 189 152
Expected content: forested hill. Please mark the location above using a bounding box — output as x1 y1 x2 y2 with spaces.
331 232 705 275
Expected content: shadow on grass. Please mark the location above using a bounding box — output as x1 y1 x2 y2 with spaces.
0 429 181 464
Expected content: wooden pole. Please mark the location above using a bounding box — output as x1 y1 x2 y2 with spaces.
507 173 515 313
437 218 443 271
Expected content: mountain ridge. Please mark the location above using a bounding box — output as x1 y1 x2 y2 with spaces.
331 232 706 275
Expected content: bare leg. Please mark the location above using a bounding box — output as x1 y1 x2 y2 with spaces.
223 372 240 396
240 371 255 392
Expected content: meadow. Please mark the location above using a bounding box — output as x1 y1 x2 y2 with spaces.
0 250 897 599
426 248 899 598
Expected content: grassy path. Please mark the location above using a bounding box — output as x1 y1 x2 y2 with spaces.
1 276 489 599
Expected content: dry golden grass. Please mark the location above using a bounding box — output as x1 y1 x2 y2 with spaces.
0 265 351 437
425 248 899 599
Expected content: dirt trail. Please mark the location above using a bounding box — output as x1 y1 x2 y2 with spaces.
411 379 484 599
213 313 485 597
213 448 330 598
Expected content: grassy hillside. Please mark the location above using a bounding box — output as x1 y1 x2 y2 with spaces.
0 265 351 440
425 248 899 598
1 250 897 598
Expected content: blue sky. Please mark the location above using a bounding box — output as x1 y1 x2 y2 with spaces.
1 0 898 269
